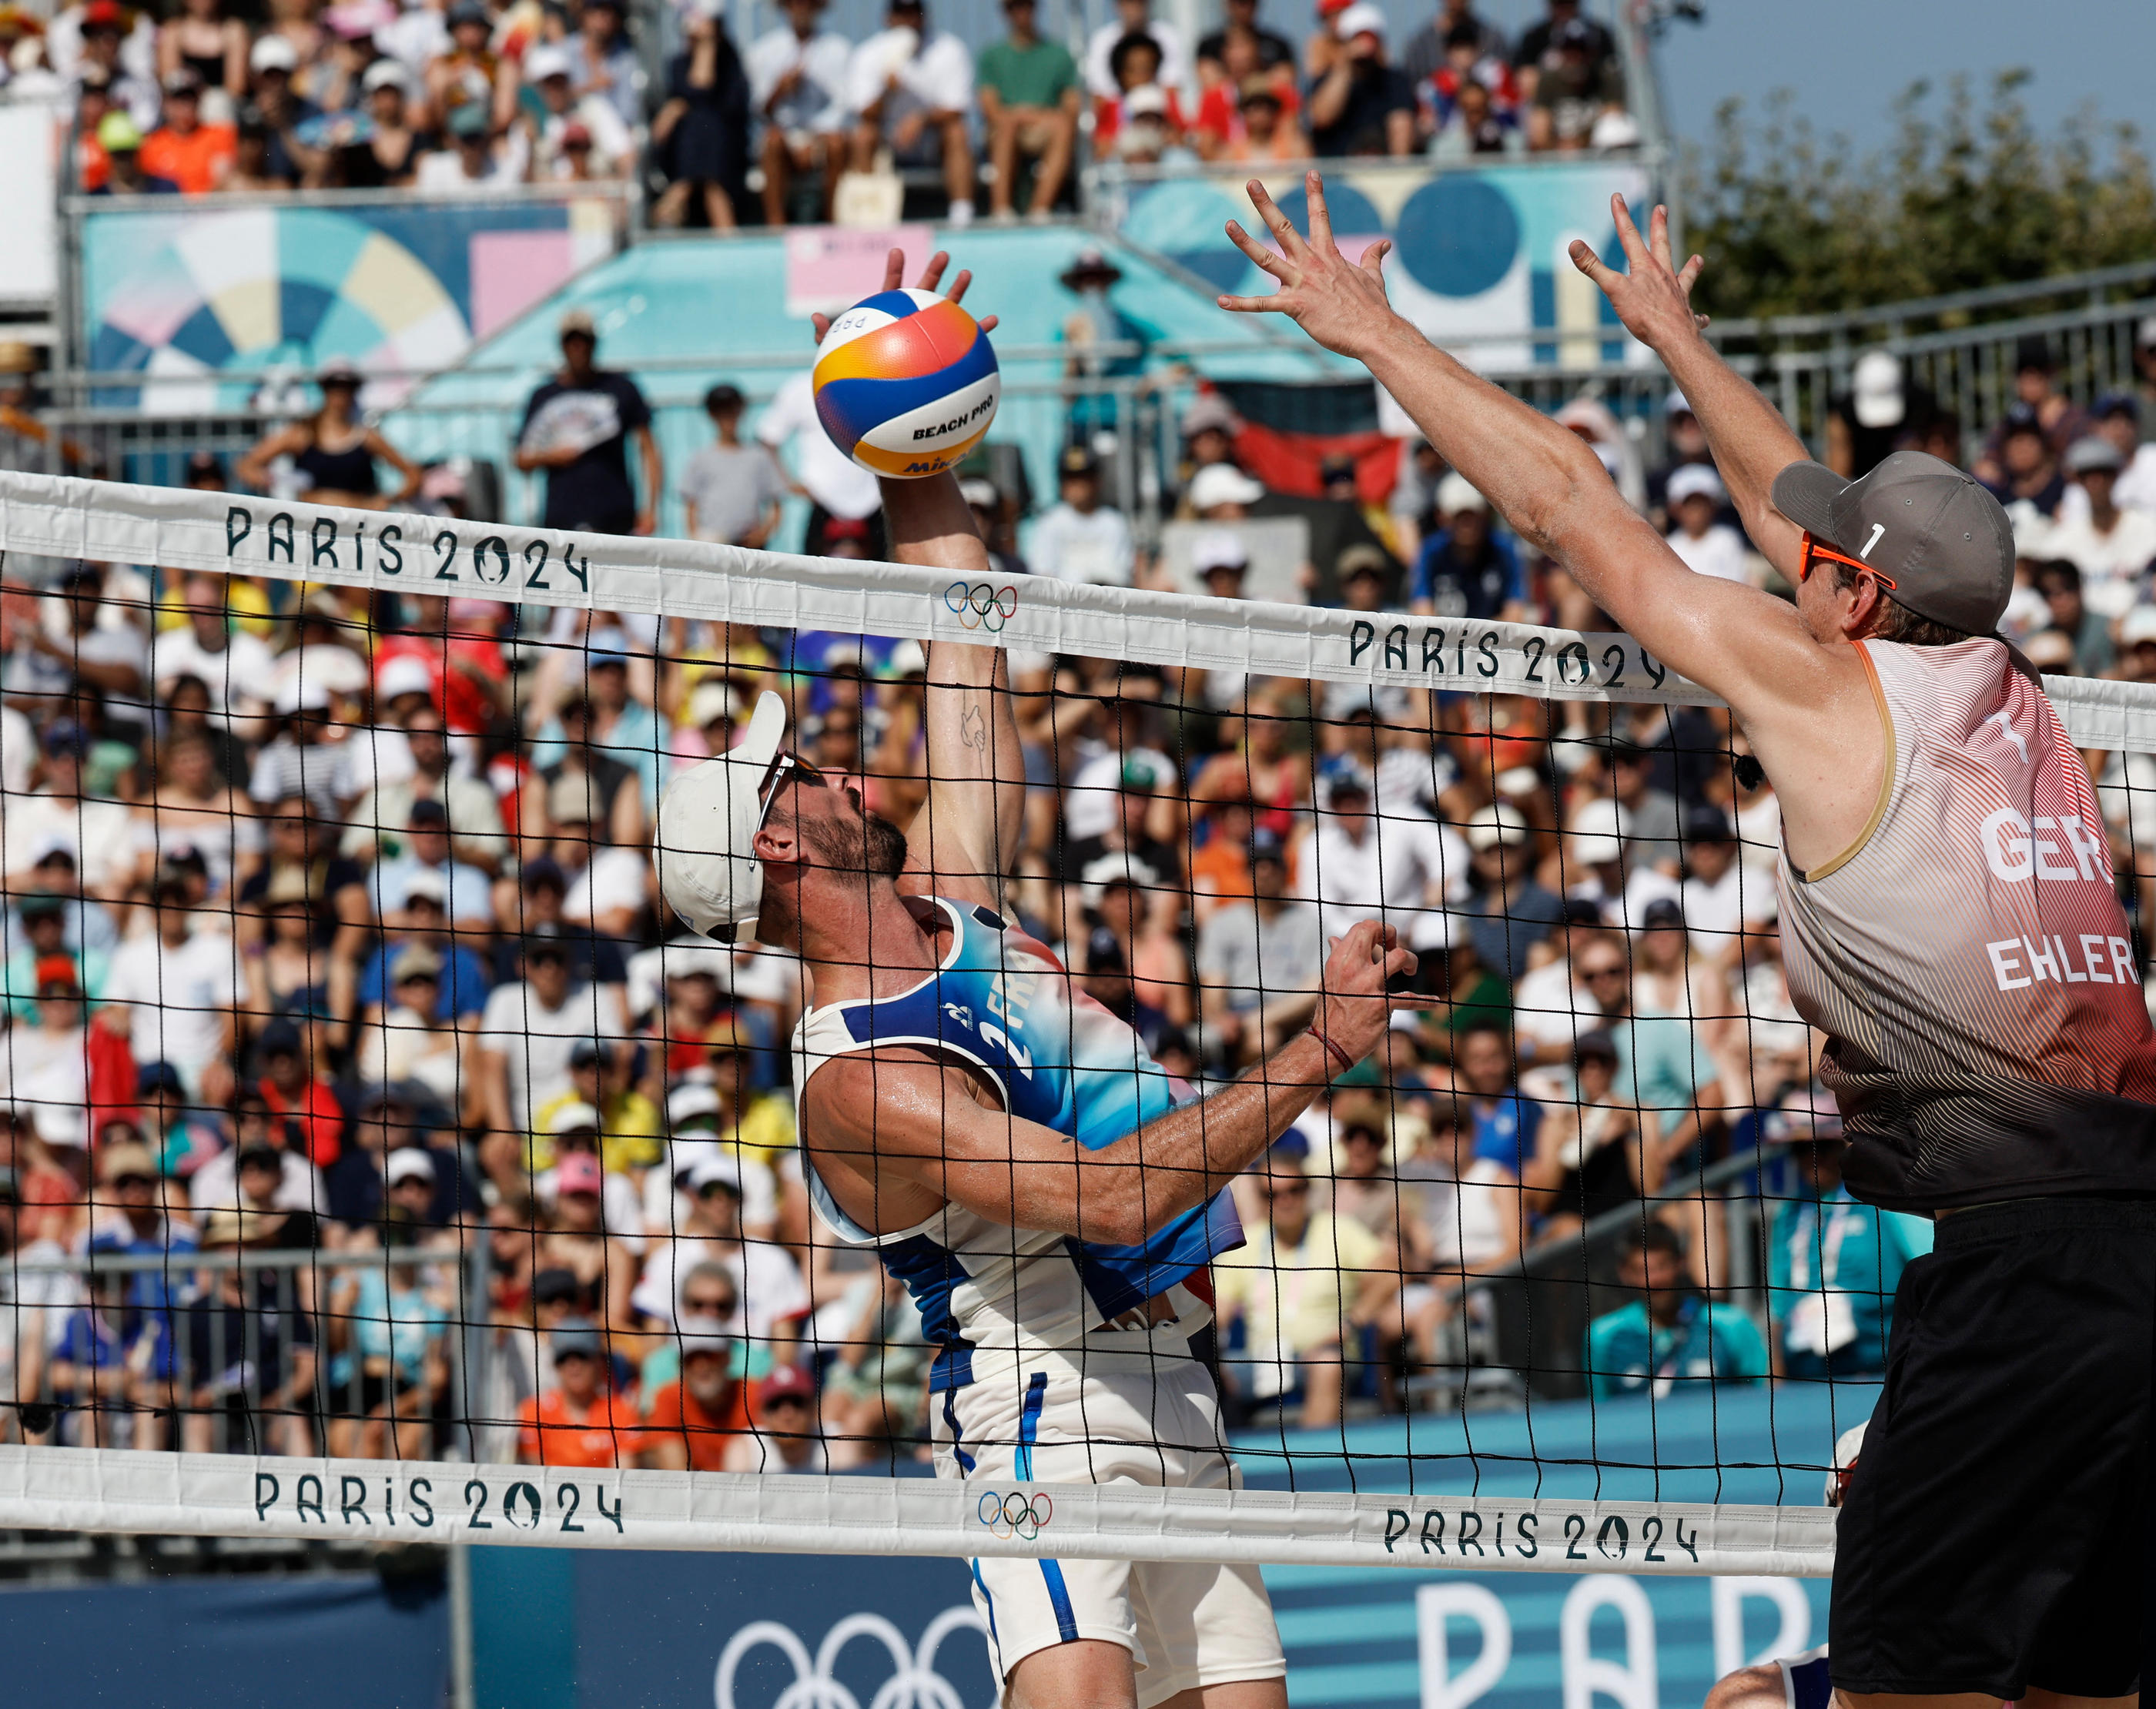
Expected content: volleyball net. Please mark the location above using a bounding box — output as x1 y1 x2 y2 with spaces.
2 470 2151 1575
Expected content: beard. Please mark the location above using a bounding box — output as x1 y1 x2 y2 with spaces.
801 802 909 881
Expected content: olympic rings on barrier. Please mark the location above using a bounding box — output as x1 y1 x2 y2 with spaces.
942 581 1019 633
714 1609 986 1709
975 1491 1053 1540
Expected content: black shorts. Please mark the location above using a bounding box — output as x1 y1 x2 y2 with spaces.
1830 1196 2154 1699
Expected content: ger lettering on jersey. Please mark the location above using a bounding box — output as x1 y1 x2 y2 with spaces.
1777 637 2156 1209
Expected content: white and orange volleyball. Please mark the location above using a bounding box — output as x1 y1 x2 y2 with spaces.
812 288 1000 479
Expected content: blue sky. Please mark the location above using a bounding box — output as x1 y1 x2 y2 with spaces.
1635 0 2148 152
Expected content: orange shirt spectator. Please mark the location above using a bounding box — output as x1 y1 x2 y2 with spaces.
139 72 235 193
517 1321 646 1467
644 1352 756 1471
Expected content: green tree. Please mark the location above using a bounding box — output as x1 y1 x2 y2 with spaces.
1682 72 2156 321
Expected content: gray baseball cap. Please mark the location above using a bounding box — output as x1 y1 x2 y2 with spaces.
1770 450 2015 636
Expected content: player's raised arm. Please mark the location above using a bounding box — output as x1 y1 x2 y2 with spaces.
1215 172 1843 735
1567 197 1808 582
813 246 1024 906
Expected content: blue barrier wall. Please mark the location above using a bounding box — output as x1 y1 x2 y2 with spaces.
0 1569 450 1707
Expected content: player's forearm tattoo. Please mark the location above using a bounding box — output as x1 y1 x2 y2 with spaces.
960 701 989 756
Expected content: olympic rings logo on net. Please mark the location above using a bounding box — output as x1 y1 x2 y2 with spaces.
975 1491 1053 1540
942 581 1019 633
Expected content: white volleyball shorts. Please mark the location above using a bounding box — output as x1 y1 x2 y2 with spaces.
932 1351 1286 1708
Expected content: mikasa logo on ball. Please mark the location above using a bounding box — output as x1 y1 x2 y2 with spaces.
812 287 1001 479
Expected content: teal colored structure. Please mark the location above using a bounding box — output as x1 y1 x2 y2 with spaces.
387 225 1358 546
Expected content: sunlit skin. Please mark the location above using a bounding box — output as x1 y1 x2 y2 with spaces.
1218 166 2137 1709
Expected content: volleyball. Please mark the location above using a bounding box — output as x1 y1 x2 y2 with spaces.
812 287 1000 479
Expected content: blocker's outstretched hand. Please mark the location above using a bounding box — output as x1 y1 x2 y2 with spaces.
811 248 1000 346
1217 172 1401 363
1567 196 1709 355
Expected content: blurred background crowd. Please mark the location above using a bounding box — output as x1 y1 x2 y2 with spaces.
8 0 1640 219
4 291 2153 1467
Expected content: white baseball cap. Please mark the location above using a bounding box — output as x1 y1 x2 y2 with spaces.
377 655 435 704
524 42 574 82
1187 463 1265 511
1665 463 1726 507
1333 2 1384 39
1566 794 1624 867
386 1148 437 1186
668 1082 724 1126
249 34 300 72
1465 802 1526 851
274 675 331 715
1851 349 1906 430
653 690 792 941
2118 604 2156 647
1435 472 1486 515
1192 529 1249 575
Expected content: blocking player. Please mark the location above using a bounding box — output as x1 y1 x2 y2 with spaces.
1217 170 2154 1707
654 249 1415 1709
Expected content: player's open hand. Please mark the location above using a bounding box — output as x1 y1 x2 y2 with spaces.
1314 919 1418 1068
811 249 1000 346
1217 172 1401 362
1568 198 1708 354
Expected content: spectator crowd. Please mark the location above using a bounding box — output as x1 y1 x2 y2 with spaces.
5 0 1639 222
8 309 2152 1462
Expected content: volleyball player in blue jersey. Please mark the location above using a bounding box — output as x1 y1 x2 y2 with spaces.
654 250 1415 1709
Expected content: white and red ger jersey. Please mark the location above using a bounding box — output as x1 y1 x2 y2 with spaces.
1776 637 2156 1209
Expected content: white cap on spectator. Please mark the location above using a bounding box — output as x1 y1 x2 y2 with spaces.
1124 83 1168 118
1435 472 1486 515
1566 794 1624 867
2119 605 2156 647
668 1082 723 1127
1333 2 1384 39
686 1152 744 1197
1192 529 1249 575
1187 463 1264 511
2065 435 2126 477
401 868 447 905
378 655 435 704
654 691 791 941
1666 463 1726 507
1081 851 1160 909
687 679 744 728
250 35 300 71
547 1100 603 1136
362 59 411 93
525 42 574 82
386 1148 436 1186
1851 349 1906 429
1465 803 1527 851
28 831 73 866
274 676 331 715
676 1319 734 1359
1664 388 1692 418
1589 110 1640 150
2138 315 2156 351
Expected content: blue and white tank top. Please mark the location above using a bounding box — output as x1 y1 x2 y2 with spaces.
795 896 1244 1390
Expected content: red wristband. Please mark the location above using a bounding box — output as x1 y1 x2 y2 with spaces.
1308 1025 1355 1076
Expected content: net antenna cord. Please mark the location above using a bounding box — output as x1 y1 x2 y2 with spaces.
0 1445 1836 1576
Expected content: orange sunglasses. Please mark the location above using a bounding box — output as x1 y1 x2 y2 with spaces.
1799 530 1897 590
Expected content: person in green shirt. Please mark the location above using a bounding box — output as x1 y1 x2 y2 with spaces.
1585 1220 1768 1400
976 0 1080 216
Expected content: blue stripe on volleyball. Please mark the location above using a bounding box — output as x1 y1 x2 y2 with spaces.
850 289 926 319
814 332 997 451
